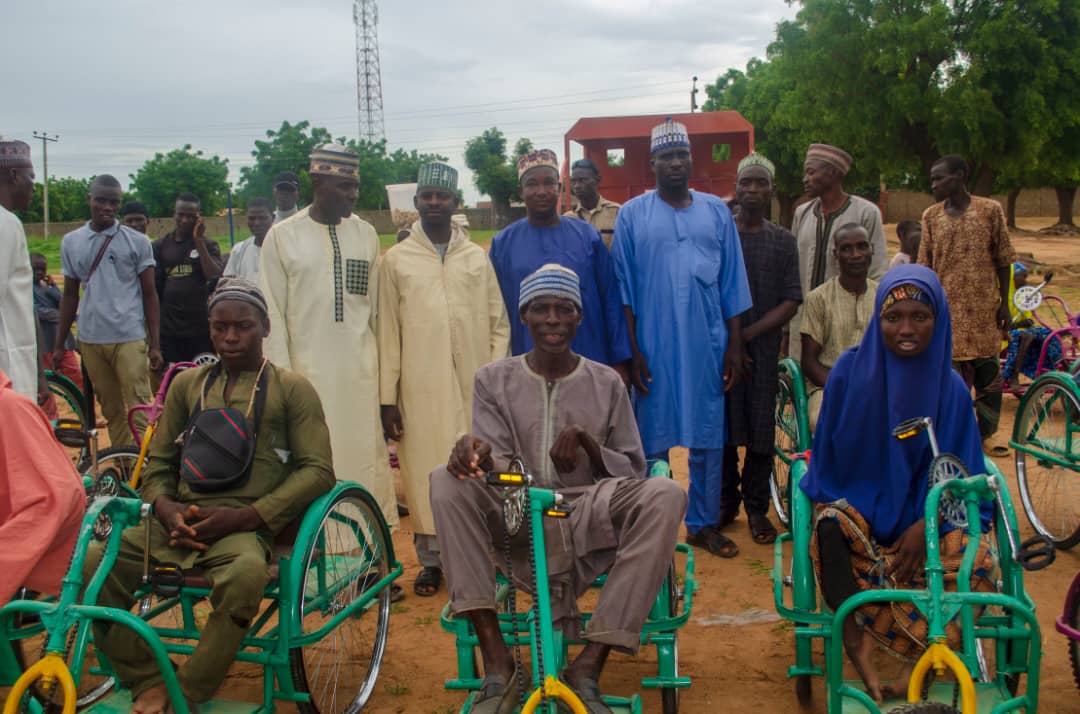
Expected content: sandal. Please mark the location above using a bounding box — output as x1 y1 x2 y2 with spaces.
748 513 778 545
391 584 405 603
414 566 442 597
984 444 1010 458
564 677 614 714
686 526 739 558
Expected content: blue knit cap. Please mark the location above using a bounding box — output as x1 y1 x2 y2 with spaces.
518 263 582 312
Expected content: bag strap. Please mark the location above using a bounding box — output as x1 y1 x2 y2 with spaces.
84 229 119 285
197 359 270 435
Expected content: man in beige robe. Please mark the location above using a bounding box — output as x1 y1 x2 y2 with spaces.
260 143 397 527
430 264 686 713
378 162 509 596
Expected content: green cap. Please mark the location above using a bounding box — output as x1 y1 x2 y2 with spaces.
417 162 458 191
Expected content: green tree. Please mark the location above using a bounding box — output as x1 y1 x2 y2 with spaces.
464 129 532 221
129 145 230 217
21 176 92 223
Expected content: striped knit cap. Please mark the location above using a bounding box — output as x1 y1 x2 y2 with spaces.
208 276 268 317
309 143 360 179
518 263 582 313
650 118 691 155
806 143 853 176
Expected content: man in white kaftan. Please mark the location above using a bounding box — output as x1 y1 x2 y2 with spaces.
378 162 509 592
0 139 40 402
259 143 397 526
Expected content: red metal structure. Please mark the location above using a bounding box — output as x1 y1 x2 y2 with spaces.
563 111 754 208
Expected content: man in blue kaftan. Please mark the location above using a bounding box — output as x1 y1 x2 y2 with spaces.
489 149 631 378
612 119 752 558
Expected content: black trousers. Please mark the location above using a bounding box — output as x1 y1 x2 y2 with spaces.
160 333 215 364
720 445 772 517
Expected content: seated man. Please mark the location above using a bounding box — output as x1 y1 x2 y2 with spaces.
801 265 996 703
1002 262 1059 388
801 223 879 428
0 366 85 603
431 264 686 714
86 277 335 713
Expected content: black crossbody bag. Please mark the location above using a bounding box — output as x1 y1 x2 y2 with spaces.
179 360 269 493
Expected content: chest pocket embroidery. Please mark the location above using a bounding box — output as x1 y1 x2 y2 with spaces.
345 258 370 295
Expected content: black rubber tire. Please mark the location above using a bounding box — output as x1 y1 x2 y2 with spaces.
80 445 144 496
795 674 812 704
660 564 680 714
290 487 393 714
771 372 801 527
10 624 115 709
886 703 960 713
47 371 91 465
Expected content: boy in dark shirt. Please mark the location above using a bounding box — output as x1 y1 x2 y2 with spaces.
31 253 82 394
152 193 222 364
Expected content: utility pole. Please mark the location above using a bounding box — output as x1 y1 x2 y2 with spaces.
690 76 699 113
32 131 59 238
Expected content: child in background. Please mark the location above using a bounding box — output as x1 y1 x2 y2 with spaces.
31 254 83 410
1003 262 1060 388
889 219 921 270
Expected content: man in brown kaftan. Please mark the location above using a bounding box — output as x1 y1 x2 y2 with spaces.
430 263 686 714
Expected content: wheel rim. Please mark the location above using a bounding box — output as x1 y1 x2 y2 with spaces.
772 377 799 526
1015 379 1080 544
294 493 391 713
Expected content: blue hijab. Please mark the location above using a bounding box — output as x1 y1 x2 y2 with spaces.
801 265 986 546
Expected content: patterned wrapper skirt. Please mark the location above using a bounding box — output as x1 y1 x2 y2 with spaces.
810 502 999 661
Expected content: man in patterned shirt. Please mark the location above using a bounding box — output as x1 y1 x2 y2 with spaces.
918 155 1015 453
260 144 398 526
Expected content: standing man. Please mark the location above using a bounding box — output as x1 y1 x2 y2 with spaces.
918 155 1015 454
489 149 631 376
378 162 509 596
800 224 878 429
55 175 162 446
612 119 752 559
723 153 801 546
0 139 44 403
153 193 222 364
223 198 273 279
260 144 397 526
121 200 151 236
564 158 621 250
789 144 887 358
272 171 300 223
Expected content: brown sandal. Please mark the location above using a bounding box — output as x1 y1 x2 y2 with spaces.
748 513 777 545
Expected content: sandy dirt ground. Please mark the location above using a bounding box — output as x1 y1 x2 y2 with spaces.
209 218 1079 712
11 218 1078 713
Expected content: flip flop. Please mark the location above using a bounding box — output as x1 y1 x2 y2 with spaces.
748 513 777 545
414 566 442 597
686 526 739 558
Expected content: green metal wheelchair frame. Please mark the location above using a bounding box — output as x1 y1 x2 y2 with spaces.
2 482 401 713
772 453 1042 712
439 461 696 714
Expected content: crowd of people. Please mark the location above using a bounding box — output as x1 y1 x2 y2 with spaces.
0 117 1022 710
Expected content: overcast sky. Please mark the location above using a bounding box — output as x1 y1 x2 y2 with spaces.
3 0 797 205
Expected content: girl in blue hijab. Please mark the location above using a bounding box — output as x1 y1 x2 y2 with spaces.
801 264 997 703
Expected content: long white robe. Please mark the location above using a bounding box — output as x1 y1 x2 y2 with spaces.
259 208 397 527
377 221 509 535
0 205 37 400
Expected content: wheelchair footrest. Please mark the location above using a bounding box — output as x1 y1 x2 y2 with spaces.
82 692 261 713
837 679 1015 713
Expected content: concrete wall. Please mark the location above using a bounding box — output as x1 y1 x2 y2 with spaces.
22 206 528 239
883 187 1072 224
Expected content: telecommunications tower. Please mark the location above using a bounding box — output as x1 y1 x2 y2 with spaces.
353 0 386 143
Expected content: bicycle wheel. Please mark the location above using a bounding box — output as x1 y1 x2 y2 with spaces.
290 487 393 714
11 617 115 708
771 372 802 526
660 564 681 714
1014 375 1080 548
48 371 90 463
81 446 144 495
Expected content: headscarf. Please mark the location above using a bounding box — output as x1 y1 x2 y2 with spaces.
800 264 987 546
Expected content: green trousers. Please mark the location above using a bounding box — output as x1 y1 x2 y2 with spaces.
78 339 152 447
84 519 270 702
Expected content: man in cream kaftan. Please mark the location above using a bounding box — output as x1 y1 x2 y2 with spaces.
259 143 397 526
378 163 509 582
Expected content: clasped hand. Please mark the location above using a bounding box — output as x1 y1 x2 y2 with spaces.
447 426 601 480
154 497 261 551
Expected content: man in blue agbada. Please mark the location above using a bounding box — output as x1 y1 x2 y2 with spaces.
489 149 632 382
612 119 752 558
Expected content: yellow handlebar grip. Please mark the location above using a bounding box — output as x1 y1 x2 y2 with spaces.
520 676 589 714
906 643 976 714
3 653 77 714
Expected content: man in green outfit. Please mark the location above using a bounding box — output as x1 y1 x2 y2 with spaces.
85 277 335 713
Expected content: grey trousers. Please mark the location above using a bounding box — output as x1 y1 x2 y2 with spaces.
430 470 686 653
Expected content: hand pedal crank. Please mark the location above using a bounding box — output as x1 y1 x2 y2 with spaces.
1017 535 1055 571
150 563 185 597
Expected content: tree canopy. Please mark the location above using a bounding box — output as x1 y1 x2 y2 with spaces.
129 145 230 217
464 128 533 218
20 177 92 223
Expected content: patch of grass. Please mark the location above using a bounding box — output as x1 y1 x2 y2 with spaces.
414 615 434 625
771 620 794 633
736 596 755 611
746 558 771 576
384 681 410 696
390 603 410 615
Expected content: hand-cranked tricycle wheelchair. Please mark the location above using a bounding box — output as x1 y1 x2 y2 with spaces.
770 359 1053 713
439 459 695 713
2 435 401 714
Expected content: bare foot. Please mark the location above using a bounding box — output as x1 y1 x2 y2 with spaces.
842 616 882 702
132 684 170 714
881 661 916 700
